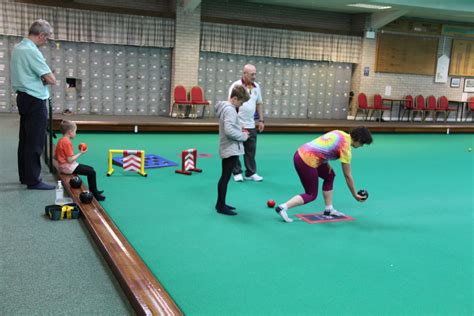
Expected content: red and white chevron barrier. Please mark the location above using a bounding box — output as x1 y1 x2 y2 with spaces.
107 149 147 177
123 150 142 172
176 148 202 175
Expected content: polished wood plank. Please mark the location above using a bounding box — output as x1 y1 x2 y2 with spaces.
59 174 183 316
52 115 474 133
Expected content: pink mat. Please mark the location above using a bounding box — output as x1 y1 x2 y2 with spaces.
295 212 355 224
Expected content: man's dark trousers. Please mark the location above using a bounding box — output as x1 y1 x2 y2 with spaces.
17 92 47 186
233 128 257 177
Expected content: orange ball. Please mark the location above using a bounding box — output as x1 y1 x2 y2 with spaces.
267 199 276 208
78 143 88 151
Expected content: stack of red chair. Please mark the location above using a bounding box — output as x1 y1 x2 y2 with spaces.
354 93 375 120
465 97 474 121
190 86 210 119
370 94 391 121
434 96 457 122
170 85 210 119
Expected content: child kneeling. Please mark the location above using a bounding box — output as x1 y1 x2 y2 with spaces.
55 120 105 201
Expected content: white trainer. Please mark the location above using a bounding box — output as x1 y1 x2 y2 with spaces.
244 173 263 181
325 209 346 217
276 205 293 223
233 174 244 182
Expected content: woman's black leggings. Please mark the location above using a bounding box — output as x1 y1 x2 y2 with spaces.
216 156 239 210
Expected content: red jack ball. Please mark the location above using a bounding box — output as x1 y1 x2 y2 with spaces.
267 199 276 208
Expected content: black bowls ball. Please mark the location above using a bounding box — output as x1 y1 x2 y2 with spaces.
69 175 82 189
357 189 369 200
79 191 94 204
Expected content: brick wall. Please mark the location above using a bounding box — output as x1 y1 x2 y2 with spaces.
171 3 201 93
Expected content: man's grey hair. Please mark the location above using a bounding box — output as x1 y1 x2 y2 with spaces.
28 19 53 36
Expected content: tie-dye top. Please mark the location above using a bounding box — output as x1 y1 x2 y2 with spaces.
297 130 352 168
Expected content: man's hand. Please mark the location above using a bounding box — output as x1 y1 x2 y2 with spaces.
258 121 265 132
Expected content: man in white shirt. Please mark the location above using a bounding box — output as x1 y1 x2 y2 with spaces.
228 64 265 182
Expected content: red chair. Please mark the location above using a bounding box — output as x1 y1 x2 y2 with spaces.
411 95 426 121
190 86 210 118
400 95 414 121
424 95 437 121
369 94 391 121
170 85 193 118
435 96 456 122
465 97 474 122
354 93 375 120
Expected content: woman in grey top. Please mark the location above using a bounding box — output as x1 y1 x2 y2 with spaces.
215 85 250 215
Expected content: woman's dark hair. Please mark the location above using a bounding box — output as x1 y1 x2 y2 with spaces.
350 126 373 145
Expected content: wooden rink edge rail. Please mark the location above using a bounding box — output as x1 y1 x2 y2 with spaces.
51 118 474 133
59 174 183 316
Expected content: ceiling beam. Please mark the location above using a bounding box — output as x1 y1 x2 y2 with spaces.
181 0 201 13
369 9 409 29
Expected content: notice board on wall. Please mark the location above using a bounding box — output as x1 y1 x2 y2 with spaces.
449 40 474 77
375 33 438 75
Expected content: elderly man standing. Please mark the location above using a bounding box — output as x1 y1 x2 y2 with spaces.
11 19 57 190
229 64 265 182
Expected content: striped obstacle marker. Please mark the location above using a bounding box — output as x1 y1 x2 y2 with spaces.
175 148 202 175
107 149 147 177
123 150 142 172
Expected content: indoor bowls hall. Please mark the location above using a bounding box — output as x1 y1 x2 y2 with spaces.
1 1 473 315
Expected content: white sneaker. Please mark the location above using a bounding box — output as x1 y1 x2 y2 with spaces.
244 173 263 181
233 174 244 182
324 209 346 217
275 205 293 223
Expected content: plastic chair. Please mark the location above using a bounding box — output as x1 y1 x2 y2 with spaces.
400 95 414 121
170 85 193 118
434 96 456 122
411 95 426 121
424 95 437 121
190 86 210 119
354 93 375 120
465 97 474 122
369 94 391 121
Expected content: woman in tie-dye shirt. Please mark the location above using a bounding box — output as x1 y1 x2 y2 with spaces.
275 127 373 223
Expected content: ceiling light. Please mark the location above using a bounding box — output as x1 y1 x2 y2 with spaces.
347 3 392 10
